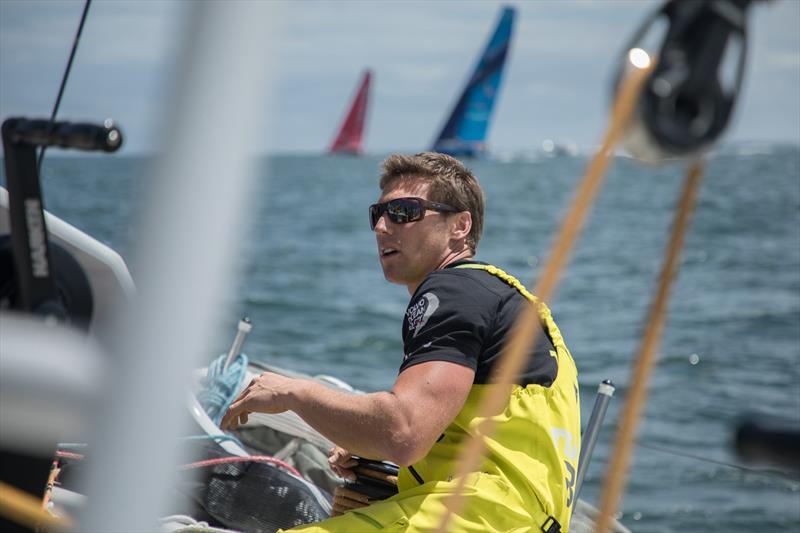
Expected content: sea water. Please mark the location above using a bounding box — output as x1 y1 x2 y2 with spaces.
21 145 800 531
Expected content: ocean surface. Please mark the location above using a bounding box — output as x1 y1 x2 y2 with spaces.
19 145 800 531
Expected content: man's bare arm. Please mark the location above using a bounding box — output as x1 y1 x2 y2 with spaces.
221 360 474 465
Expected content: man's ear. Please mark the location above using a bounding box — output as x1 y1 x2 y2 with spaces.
450 211 472 241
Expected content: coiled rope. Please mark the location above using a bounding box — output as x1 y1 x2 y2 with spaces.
197 352 249 426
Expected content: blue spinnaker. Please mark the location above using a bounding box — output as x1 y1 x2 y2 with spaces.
432 6 516 158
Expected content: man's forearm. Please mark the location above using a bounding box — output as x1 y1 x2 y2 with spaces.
288 379 411 462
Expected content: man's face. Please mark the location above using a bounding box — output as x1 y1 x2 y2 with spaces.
373 179 454 293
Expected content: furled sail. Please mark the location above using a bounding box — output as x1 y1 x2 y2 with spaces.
431 7 515 158
329 69 372 155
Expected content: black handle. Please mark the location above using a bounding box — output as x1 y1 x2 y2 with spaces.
2 117 122 152
0 115 122 322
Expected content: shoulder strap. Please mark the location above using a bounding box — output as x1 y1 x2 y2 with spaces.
454 263 567 350
454 263 539 304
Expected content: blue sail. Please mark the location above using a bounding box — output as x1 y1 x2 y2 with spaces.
431 6 516 158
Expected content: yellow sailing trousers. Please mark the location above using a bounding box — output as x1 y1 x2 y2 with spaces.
285 471 556 532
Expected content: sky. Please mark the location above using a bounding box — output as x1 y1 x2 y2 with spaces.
1 0 798 155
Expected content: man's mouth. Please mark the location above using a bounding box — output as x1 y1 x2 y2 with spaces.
381 247 399 257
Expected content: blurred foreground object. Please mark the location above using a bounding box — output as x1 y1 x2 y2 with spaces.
0 312 104 531
735 416 800 472
616 0 758 163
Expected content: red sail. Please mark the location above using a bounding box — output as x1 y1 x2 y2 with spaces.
329 70 371 155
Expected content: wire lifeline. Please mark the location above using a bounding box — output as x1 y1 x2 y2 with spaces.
636 441 799 482
596 159 705 532
434 61 656 533
37 0 92 173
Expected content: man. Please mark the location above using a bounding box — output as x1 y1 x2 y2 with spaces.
221 152 580 532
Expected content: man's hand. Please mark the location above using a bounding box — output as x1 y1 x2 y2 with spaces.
220 371 298 430
328 446 357 482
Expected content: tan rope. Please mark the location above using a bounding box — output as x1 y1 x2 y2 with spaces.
435 61 655 532
333 492 367 510
595 159 705 532
354 466 398 485
0 480 71 530
42 459 61 511
331 487 368 516
331 469 399 516
335 485 370 504
332 501 354 516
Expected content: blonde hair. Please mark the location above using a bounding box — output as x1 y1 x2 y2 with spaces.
379 152 484 253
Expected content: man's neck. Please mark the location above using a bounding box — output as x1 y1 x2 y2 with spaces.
437 249 474 270
406 249 474 296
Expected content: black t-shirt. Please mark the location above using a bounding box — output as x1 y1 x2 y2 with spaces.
399 260 558 387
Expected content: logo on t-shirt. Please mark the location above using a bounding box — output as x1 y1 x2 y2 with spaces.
406 292 440 338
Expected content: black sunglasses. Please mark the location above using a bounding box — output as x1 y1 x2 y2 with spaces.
369 197 459 230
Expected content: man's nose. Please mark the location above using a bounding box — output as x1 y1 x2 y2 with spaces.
374 213 391 234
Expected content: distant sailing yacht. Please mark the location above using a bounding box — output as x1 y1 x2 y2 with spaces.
329 69 372 156
431 6 515 158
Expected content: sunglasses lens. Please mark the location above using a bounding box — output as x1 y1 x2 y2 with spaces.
369 204 382 230
369 198 427 229
388 199 422 224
